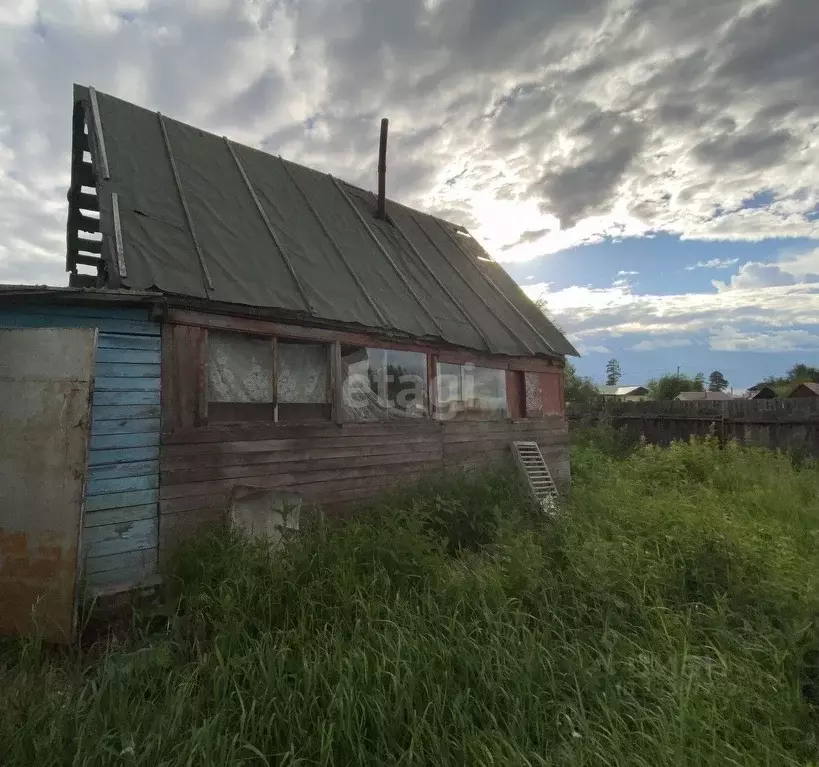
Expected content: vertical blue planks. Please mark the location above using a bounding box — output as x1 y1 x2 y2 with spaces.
0 304 161 593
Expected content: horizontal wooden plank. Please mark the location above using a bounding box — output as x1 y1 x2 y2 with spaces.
159 466 441 516
84 562 158 590
163 420 444 445
83 503 157 528
88 445 160 466
18 304 155 323
92 404 161 422
0 312 158 336
159 461 443 500
97 348 161 364
93 390 161 406
160 493 231 516
85 488 159 512
91 417 161 436
436 350 555 372
162 432 442 458
83 548 157 575
81 517 157 559
161 452 444 487
440 417 565 434
443 435 569 455
293 471 438 502
442 430 568 446
87 473 159 496
161 442 443 471
97 333 161 351
96 362 161 379
90 432 161 451
88 460 159 482
95 376 161 392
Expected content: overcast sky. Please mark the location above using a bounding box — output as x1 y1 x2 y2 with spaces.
1 0 817 388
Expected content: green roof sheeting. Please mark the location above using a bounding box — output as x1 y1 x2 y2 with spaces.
71 84 577 358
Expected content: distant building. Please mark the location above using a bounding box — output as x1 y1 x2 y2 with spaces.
745 386 777 399
598 385 649 401
786 382 819 398
675 391 736 401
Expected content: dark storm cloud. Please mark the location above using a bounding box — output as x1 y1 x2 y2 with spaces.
529 111 648 228
694 128 797 171
1 0 818 288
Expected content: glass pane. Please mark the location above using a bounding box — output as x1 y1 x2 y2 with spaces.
466 366 508 417
436 362 462 414
342 346 427 420
386 350 427 416
208 331 273 403
278 342 328 404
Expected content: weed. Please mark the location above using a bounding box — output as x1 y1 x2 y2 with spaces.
1 435 818 765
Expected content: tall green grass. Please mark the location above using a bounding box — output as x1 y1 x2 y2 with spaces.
2 433 819 765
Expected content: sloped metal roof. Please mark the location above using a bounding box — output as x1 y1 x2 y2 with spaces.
66 84 577 359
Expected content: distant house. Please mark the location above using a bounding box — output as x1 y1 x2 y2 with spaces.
675 391 736 401
745 386 777 399
786 382 819 398
598 385 648 401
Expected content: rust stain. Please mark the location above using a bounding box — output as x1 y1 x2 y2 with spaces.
0 530 28 556
0 529 77 641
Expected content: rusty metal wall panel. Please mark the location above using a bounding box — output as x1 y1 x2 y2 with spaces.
0 306 162 597
0 327 96 643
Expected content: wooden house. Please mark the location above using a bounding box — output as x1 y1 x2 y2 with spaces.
0 85 577 641
598 385 648 401
675 391 736 401
745 386 777 399
787 382 819 398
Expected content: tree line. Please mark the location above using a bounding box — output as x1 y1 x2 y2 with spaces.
565 359 819 403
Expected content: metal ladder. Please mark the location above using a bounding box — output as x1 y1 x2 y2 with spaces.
511 441 559 514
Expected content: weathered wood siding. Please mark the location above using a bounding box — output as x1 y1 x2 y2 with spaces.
0 305 160 594
159 418 569 556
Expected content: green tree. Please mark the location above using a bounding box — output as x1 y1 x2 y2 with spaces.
708 370 729 392
787 363 819 383
564 361 599 404
605 358 622 387
758 363 819 396
647 373 705 401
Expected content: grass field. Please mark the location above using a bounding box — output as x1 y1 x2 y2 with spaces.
2 429 819 765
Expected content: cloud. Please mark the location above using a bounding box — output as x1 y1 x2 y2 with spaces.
575 343 611 355
631 338 693 351
713 247 819 290
685 258 739 270
520 279 819 347
1 0 819 286
617 270 639 276
710 326 819 352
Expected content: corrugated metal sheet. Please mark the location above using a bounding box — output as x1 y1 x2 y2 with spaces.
0 305 160 595
0 328 96 643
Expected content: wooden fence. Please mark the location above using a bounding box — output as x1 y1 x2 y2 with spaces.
566 399 819 457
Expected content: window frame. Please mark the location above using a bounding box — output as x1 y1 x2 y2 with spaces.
433 360 510 421
163 311 561 432
203 329 337 425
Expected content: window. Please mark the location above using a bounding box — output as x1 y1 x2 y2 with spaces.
277 340 331 422
436 362 508 420
206 331 330 423
207 332 274 422
341 346 427 421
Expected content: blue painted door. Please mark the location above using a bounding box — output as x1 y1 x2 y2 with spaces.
0 304 161 594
